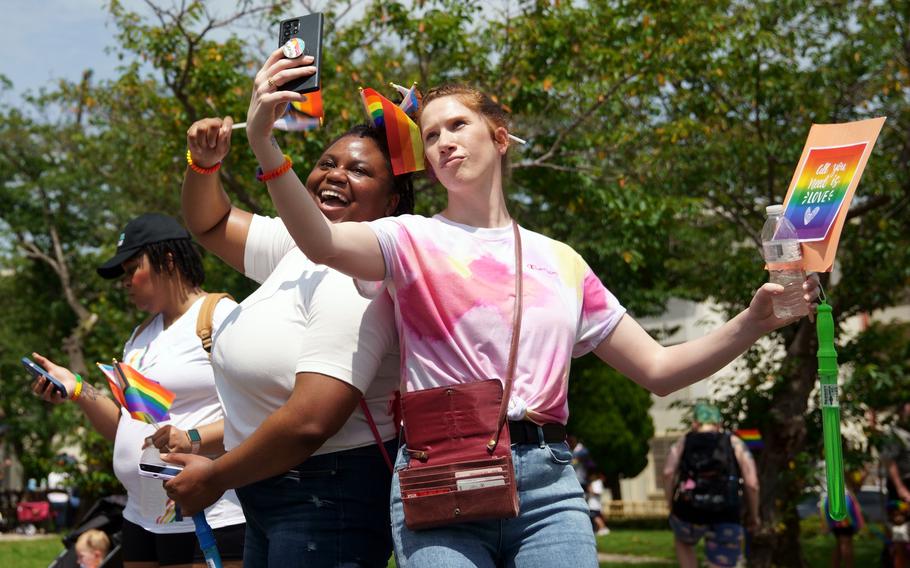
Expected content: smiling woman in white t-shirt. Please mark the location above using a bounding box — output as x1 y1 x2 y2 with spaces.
160 115 414 567
31 213 245 568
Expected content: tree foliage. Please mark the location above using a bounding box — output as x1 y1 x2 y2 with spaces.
0 2 907 564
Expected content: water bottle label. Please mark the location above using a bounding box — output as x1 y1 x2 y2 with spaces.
763 240 801 262
820 383 838 407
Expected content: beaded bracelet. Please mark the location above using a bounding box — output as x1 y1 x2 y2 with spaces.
256 154 293 182
71 374 84 401
186 149 222 175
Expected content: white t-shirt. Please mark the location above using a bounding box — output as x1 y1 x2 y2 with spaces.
211 215 399 455
113 296 245 533
587 478 604 511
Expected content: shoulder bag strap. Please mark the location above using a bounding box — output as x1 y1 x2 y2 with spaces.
487 221 523 453
196 292 234 355
360 398 394 472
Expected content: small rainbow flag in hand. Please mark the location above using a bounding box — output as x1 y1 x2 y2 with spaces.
735 428 764 451
360 87 424 175
96 361 175 425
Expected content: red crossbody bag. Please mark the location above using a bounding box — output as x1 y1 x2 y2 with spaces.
395 221 524 530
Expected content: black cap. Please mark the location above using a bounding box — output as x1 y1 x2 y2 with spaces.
96 213 191 279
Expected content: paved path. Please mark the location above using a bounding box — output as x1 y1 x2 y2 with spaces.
0 533 57 542
597 552 672 564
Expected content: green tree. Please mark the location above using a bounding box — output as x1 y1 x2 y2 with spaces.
568 355 654 500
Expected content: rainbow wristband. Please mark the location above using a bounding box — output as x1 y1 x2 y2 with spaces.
71 374 84 401
256 154 293 182
186 149 222 175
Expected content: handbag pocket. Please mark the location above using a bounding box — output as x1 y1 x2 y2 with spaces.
399 456 519 530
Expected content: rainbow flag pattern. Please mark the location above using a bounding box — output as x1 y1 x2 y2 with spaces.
784 142 867 242
390 81 420 116
96 361 174 424
274 90 323 132
360 87 425 175
735 428 763 451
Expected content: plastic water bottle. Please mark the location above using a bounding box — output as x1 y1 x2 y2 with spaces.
761 204 808 319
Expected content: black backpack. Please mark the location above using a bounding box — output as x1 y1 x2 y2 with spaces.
673 431 741 517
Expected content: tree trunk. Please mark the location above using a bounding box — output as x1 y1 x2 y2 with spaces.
607 474 622 501
750 318 818 567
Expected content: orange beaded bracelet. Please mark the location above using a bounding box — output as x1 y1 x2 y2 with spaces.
256 154 293 182
186 149 222 175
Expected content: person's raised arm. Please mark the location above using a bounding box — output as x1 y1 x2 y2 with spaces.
163 372 363 515
595 278 819 396
244 49 386 281
182 116 252 273
31 353 121 442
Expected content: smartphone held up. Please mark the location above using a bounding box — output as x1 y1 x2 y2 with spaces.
278 13 324 94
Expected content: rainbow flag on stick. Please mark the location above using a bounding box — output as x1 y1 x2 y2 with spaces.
735 428 764 451
389 82 420 116
232 90 323 133
360 87 424 175
274 102 322 132
96 361 175 425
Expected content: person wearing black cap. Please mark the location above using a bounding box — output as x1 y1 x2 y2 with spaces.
31 213 246 568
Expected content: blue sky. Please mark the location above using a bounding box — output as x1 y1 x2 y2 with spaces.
2 1 120 100
0 0 259 104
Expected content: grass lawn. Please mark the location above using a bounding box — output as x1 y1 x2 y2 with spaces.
0 535 62 568
0 525 892 567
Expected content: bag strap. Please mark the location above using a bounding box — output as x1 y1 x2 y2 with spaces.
360 399 394 472
196 293 234 354
487 221 523 453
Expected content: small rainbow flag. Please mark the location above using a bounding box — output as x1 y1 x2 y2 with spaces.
360 87 424 175
292 89 324 118
390 81 420 116
274 103 322 132
96 361 175 425
735 428 764 451
273 90 323 132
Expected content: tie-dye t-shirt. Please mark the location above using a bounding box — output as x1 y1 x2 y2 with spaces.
359 214 626 424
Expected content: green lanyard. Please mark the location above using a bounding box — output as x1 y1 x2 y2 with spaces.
817 298 846 520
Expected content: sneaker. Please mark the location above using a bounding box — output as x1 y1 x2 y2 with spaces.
596 527 611 536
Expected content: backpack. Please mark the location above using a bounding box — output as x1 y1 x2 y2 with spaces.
673 431 741 517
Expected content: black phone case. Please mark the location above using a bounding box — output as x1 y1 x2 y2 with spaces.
278 13 324 94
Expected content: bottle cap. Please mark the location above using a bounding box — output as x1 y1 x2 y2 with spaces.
766 204 784 215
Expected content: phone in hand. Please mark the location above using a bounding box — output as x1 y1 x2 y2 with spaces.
22 357 68 399
138 461 184 481
277 13 324 93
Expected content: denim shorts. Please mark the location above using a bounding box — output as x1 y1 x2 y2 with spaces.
235 440 397 568
390 438 598 567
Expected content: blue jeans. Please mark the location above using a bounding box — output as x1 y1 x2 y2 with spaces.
391 438 598 567
236 440 396 568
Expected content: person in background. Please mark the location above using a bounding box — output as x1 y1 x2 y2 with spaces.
663 403 759 568
75 529 111 568
883 402 910 568
822 469 866 568
587 471 610 536
31 213 245 568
